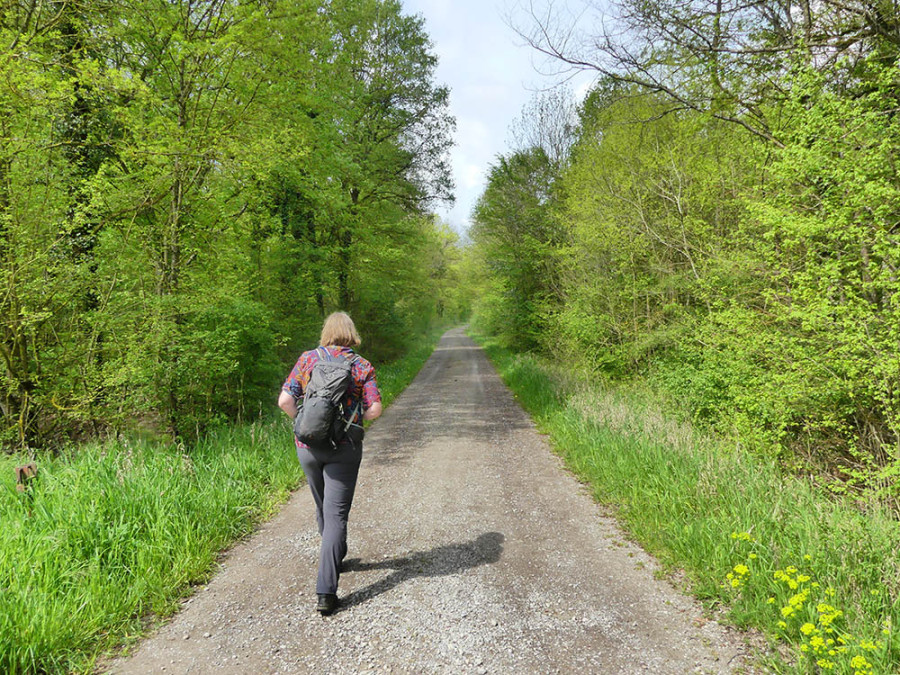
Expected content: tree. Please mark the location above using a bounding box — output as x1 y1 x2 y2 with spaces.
0 0 95 446
512 0 900 145
748 61 900 487
508 87 578 171
317 0 455 309
471 146 562 350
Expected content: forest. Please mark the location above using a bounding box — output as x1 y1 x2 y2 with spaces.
4 0 900 671
469 0 900 508
0 0 465 451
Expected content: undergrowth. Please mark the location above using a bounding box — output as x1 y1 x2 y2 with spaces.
473 331 900 674
0 325 446 673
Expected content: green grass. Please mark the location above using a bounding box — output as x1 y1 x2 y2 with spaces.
0 326 446 674
0 422 300 674
473 331 900 674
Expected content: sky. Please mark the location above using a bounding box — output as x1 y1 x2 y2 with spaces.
399 0 594 235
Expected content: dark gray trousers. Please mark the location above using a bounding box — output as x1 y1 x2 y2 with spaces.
296 440 363 594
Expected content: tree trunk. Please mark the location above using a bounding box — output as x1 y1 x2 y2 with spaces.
305 216 326 316
338 187 360 309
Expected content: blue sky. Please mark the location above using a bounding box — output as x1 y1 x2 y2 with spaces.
400 0 593 234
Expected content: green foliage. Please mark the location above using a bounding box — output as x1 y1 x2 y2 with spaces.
0 0 459 448
555 92 755 374
747 60 900 495
470 48 900 502
470 147 563 351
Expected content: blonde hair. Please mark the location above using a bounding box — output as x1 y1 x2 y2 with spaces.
320 311 361 348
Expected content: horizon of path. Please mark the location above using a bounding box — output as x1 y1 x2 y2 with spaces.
109 328 755 674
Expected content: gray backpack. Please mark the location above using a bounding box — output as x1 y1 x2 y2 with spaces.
293 347 362 450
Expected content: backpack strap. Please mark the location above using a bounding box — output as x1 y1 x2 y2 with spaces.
340 353 363 427
342 400 364 433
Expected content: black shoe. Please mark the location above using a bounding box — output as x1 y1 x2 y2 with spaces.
316 593 339 615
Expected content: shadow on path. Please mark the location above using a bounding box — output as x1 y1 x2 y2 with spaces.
339 532 504 611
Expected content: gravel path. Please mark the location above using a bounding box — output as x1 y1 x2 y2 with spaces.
109 328 757 674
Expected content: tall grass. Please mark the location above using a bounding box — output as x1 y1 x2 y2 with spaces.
0 326 446 673
474 333 900 674
0 422 299 673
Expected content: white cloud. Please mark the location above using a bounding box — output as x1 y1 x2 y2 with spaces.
455 116 490 147
461 163 485 190
408 0 454 23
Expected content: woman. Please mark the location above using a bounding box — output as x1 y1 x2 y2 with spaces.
278 312 383 615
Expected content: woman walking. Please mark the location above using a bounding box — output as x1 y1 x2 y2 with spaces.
278 312 382 615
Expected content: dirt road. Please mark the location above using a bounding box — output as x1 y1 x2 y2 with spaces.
110 328 754 674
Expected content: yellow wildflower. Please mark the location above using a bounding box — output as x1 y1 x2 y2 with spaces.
850 655 871 669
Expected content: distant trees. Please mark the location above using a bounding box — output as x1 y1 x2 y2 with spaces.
473 1 900 502
0 0 461 449
471 146 561 350
469 89 574 350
